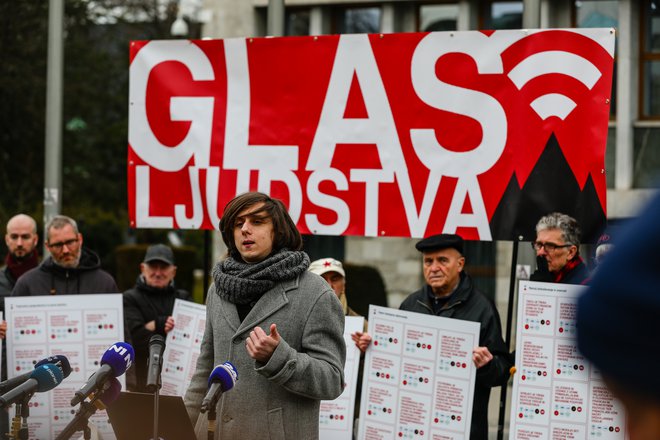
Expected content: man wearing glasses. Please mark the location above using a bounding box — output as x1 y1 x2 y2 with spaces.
530 212 589 285
11 215 117 296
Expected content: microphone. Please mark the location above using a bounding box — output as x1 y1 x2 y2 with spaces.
200 362 238 413
0 354 71 394
145 334 166 393
0 364 64 408
70 342 134 406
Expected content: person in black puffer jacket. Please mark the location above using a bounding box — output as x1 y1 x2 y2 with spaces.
123 244 192 392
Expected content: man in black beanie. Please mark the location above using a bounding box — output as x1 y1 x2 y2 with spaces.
578 193 660 440
399 233 512 440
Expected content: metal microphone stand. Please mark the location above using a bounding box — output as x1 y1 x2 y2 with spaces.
7 396 31 440
151 374 162 440
54 399 97 440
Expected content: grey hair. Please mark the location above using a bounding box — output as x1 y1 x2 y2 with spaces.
536 212 581 246
45 215 79 242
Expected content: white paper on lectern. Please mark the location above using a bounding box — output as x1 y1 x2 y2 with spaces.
161 298 206 397
509 281 628 440
5 293 124 439
356 305 480 440
320 315 364 440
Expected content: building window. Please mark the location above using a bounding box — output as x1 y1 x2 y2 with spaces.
573 1 618 119
333 7 381 34
286 9 311 36
641 1 660 118
482 1 523 30
418 3 458 32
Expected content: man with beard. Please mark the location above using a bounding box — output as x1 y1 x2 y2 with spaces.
12 215 117 296
123 244 192 392
0 214 39 308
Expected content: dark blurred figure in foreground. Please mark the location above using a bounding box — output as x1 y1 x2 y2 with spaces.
578 192 660 440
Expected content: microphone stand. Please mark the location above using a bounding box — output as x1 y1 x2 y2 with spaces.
151 374 162 440
207 406 216 440
54 400 97 440
8 396 31 440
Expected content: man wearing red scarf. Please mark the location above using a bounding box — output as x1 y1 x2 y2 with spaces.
530 212 590 285
0 214 39 310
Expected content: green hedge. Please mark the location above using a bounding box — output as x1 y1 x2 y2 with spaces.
344 263 388 317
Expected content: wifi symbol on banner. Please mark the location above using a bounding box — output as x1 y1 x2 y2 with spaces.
508 50 602 120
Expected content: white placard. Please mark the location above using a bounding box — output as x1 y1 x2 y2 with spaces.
5 294 124 440
509 281 628 440
356 305 479 440
320 315 364 440
161 298 206 396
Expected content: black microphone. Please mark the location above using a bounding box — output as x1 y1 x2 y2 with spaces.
200 362 238 413
70 342 134 406
0 354 71 394
145 334 166 393
0 364 64 408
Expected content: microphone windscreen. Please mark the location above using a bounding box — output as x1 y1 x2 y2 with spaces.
149 334 166 348
31 364 64 392
36 355 72 378
99 377 122 406
100 342 135 376
207 362 237 392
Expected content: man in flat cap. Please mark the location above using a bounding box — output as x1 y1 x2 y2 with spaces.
123 244 192 392
399 233 512 440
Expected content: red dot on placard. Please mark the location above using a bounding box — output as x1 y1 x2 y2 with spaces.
519 413 523 418
398 433 403 438
394 339 398 343
420 431 424 436
31 330 36 334
543 372 547 376
374 341 379 346
462 363 467 368
54 416 59 421
554 411 559 416
51 335 56 339
615 427 620 433
422 344 426 349
388 408 392 414
34 402 38 407
386 374 390 379
546 320 550 325
74 328 78 333
525 324 529 329
110 324 114 329
434 418 439 423
427 345 432 349
577 407 582 412
557 369 561 374
457 416 461 421
540 410 545 415
340 415 344 420
522 375 526 381
559 328 564 333
403 380 407 385
368 410 372 415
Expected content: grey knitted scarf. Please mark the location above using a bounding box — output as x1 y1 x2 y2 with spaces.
212 249 310 305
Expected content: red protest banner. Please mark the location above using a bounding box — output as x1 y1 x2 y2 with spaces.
128 29 615 241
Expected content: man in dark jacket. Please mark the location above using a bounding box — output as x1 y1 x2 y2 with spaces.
0 214 40 304
530 212 589 284
399 233 512 440
11 215 117 296
123 244 191 392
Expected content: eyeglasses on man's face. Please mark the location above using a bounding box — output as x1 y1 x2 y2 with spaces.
531 241 572 252
48 238 79 251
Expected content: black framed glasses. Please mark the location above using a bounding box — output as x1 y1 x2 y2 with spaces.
48 238 79 251
531 241 571 252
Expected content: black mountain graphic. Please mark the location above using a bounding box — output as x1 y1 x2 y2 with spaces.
489 133 606 243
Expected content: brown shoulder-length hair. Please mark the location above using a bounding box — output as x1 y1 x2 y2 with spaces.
219 192 303 260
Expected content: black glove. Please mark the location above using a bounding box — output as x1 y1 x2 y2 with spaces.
530 255 553 282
